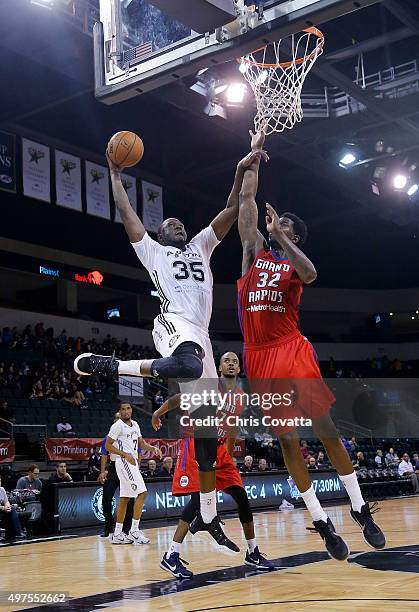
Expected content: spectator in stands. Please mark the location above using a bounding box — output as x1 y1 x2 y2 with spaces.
16 465 42 492
307 457 318 470
398 453 419 494
64 384 85 407
87 446 102 480
385 447 399 467
300 440 310 461
0 474 25 540
412 453 419 474
316 451 328 467
153 390 164 411
49 462 73 483
157 457 174 478
143 459 158 479
349 437 358 452
241 455 254 473
56 416 76 437
353 451 368 470
257 458 268 472
374 449 384 469
341 438 352 453
0 400 14 423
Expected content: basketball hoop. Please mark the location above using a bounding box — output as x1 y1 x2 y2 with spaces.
238 27 324 135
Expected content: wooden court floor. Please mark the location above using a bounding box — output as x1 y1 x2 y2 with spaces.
1 497 419 612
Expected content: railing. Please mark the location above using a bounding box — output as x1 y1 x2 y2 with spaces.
0 416 13 438
335 419 373 446
302 59 419 119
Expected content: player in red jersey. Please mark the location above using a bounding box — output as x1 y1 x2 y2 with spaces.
153 352 274 578
236 130 385 559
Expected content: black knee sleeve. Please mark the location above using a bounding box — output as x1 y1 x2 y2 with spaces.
180 492 200 524
226 485 253 524
194 437 217 472
151 341 204 379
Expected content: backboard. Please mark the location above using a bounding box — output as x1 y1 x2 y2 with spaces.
94 0 384 105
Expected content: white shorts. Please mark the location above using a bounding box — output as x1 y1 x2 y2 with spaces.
152 314 219 411
115 457 147 498
152 314 218 379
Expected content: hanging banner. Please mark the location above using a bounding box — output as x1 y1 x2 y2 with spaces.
114 173 137 223
22 138 50 202
142 180 163 233
0 439 15 463
85 161 110 220
0 131 16 193
55 150 82 211
45 438 103 461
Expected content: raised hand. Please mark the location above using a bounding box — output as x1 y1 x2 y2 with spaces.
265 203 281 236
151 411 162 431
238 149 269 172
106 151 123 174
249 129 266 151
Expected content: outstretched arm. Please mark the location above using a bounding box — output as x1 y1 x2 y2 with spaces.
265 204 317 284
211 147 268 242
107 153 145 243
238 131 267 276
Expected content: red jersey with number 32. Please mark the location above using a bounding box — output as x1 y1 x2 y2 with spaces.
237 248 303 346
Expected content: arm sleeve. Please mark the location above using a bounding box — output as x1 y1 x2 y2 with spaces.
131 232 164 271
16 478 24 489
190 226 221 260
0 487 8 504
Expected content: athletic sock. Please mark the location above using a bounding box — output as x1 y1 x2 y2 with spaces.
200 490 217 524
247 538 257 554
301 485 328 523
168 540 182 556
131 518 139 533
114 522 123 536
339 471 365 512
117 360 144 377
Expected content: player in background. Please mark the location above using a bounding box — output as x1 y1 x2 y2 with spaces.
75 143 267 552
237 131 385 560
105 402 162 545
152 352 274 578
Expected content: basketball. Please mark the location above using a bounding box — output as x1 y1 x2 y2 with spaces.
107 131 144 168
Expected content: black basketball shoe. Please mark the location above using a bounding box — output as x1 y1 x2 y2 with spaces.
74 352 119 377
350 502 386 550
189 514 240 555
311 517 349 561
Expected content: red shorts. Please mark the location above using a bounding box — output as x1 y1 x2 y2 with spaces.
172 438 243 496
244 332 335 434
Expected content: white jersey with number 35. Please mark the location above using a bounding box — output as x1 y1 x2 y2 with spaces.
108 419 141 457
131 226 220 332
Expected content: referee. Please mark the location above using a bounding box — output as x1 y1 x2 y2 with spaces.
99 411 133 538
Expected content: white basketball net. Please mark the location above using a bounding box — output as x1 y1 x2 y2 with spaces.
239 28 324 135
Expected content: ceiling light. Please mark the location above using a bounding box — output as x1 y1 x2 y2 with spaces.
393 174 407 189
226 83 247 103
407 184 418 197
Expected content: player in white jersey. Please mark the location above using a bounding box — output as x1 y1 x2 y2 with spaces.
74 134 268 553
105 402 162 545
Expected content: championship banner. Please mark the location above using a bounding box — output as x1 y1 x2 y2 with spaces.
22 138 51 202
0 131 16 193
85 161 110 220
45 438 102 461
114 173 137 223
0 439 15 463
55 150 82 211
141 438 181 459
142 180 163 233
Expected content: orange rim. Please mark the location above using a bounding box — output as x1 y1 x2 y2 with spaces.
236 27 324 69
